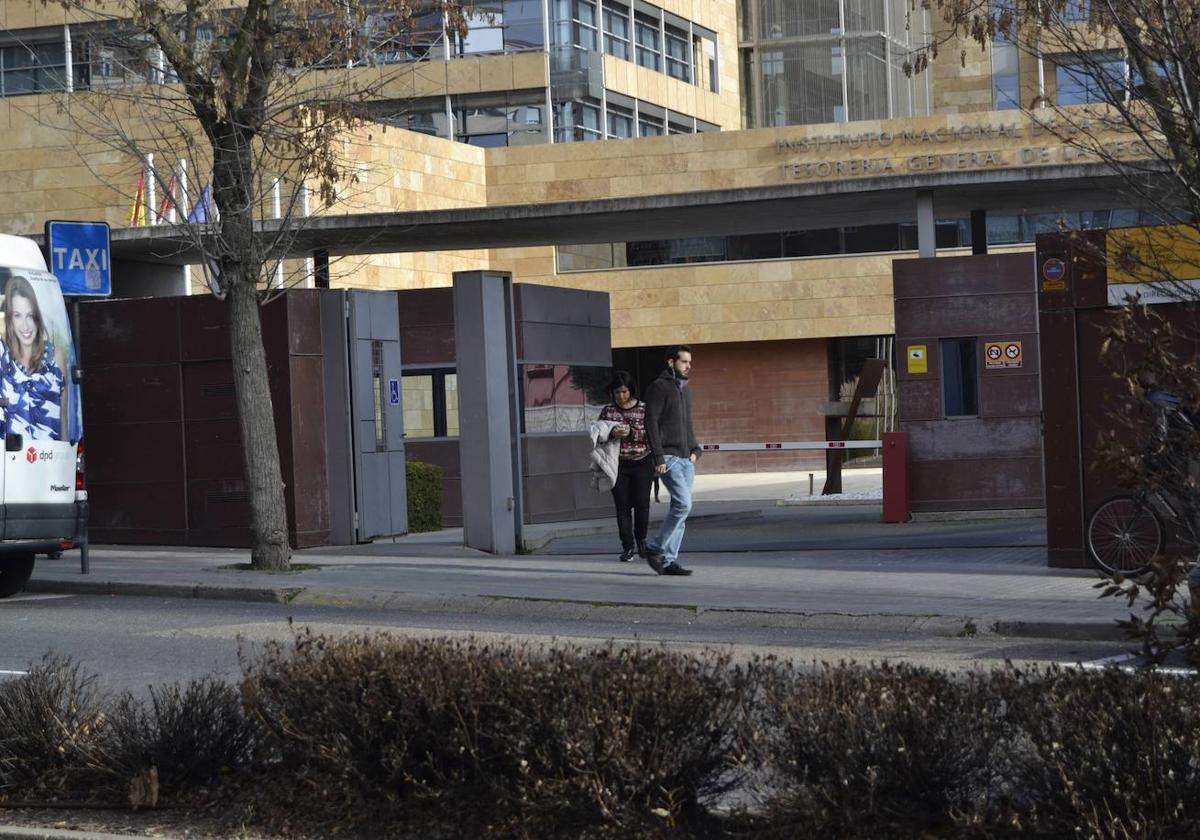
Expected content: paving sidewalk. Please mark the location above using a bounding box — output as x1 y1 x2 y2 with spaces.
26 514 1135 642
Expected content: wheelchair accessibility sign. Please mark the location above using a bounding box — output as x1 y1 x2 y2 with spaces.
985 340 1023 369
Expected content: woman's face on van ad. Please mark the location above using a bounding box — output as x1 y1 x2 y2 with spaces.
10 294 37 355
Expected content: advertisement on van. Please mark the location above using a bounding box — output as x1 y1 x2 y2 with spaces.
0 268 81 444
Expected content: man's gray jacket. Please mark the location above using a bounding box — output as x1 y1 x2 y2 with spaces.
644 368 701 467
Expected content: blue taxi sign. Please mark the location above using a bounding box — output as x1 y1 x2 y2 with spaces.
44 220 112 296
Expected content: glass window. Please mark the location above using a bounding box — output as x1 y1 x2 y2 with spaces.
844 224 900 253
664 24 690 82
1 41 69 96
760 0 841 38
845 36 889 121
638 114 663 136
402 371 458 438
1061 0 1090 22
844 0 886 32
783 228 842 257
941 339 979 417
667 117 693 134
453 90 547 146
606 103 633 137
727 233 784 261
402 375 436 439
554 99 603 142
574 0 599 50
991 3 1020 111
503 0 546 50
444 374 459 436
1054 52 1126 105
760 40 845 126
458 4 506 54
635 13 661 70
702 35 718 92
603 1 631 59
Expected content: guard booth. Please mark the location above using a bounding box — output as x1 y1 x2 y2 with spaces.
78 280 611 549
892 253 1045 513
1036 227 1200 568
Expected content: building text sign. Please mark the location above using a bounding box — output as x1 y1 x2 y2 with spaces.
775 116 1152 182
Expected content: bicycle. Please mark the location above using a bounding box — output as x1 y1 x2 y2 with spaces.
1085 389 1197 578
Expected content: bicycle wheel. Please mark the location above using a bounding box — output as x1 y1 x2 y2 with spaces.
1086 496 1165 577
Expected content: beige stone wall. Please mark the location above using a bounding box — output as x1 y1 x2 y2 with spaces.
484 109 1144 205
928 26 994 114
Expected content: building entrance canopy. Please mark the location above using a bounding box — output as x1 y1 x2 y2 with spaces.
97 161 1152 265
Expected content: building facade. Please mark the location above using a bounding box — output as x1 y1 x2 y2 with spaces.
0 0 1158 474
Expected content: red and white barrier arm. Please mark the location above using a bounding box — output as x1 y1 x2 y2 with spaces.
700 440 883 452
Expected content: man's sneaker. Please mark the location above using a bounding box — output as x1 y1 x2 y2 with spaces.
661 562 693 576
643 547 665 574
619 548 635 562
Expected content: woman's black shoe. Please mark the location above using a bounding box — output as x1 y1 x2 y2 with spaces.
619 548 635 562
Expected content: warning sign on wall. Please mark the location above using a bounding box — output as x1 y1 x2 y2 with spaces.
907 344 928 374
985 341 1023 369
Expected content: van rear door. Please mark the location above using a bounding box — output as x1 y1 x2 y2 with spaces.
0 268 81 538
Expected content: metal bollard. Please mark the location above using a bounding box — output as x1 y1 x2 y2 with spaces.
808 473 814 496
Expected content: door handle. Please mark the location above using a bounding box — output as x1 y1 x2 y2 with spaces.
5 433 22 452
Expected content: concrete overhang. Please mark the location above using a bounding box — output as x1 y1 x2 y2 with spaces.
88 162 1165 265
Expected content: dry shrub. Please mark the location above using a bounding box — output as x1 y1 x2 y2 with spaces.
240 631 763 837
0 654 109 801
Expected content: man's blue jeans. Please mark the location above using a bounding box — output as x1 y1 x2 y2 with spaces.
647 455 694 566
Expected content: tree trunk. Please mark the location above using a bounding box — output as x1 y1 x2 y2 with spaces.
227 274 292 570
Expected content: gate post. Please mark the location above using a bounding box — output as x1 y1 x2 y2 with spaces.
882 431 910 523
453 271 523 553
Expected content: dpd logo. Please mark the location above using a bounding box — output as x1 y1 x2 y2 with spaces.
25 446 37 464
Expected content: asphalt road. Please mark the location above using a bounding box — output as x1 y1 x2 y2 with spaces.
1 592 1125 695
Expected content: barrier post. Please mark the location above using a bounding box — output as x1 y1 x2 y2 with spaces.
881 432 910 523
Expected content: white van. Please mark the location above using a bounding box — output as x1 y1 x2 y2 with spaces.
0 234 87 597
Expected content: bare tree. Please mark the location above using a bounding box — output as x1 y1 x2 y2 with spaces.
49 0 464 569
918 0 1200 662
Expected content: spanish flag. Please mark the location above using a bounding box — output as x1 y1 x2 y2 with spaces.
128 171 145 227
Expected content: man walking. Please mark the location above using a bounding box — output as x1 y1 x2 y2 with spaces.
642 345 701 576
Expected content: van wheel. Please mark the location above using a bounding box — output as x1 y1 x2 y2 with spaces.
0 554 35 598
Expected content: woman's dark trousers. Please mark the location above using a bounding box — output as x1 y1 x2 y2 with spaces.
611 457 653 551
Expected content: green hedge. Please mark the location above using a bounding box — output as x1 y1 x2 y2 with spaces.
406 461 443 532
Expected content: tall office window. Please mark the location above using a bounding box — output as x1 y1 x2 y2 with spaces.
603 1 631 59
991 1 1019 109
664 24 691 81
573 0 599 50
635 13 661 70
741 0 924 127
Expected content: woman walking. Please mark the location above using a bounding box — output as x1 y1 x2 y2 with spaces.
598 371 654 562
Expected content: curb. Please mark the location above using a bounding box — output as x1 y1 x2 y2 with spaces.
24 578 300 604
991 619 1127 642
776 498 882 507
911 508 1047 523
24 576 1125 643
0 827 170 840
